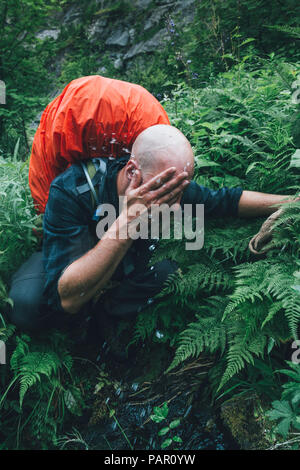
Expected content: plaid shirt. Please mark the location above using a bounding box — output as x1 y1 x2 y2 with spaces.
42 156 243 313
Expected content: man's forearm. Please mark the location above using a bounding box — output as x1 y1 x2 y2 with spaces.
58 213 133 314
237 190 294 217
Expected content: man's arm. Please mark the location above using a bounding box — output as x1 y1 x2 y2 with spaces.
58 166 189 314
237 190 297 217
181 181 297 218
58 213 133 314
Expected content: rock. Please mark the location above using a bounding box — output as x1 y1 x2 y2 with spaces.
105 28 130 47
144 5 170 31
221 396 267 450
124 29 169 60
97 66 108 74
36 29 60 41
63 4 82 25
87 18 108 42
128 28 136 43
114 58 124 70
135 0 152 9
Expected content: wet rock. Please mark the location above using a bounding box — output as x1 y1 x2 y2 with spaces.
221 396 267 450
114 57 124 70
124 29 169 60
63 4 82 25
87 18 108 42
106 28 130 47
36 29 60 41
144 5 170 31
135 0 152 9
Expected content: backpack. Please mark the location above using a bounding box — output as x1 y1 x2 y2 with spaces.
29 75 170 215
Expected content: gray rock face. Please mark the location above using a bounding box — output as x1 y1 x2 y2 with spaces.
114 58 124 69
135 0 152 9
124 29 168 60
105 28 130 47
36 29 60 41
144 5 170 31
87 18 108 42
63 4 82 25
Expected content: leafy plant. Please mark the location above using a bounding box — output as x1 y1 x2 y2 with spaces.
150 403 182 449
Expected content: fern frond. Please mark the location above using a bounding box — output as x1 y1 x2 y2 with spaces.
218 331 267 390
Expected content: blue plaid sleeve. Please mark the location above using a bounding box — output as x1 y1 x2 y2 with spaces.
181 181 243 217
42 183 96 313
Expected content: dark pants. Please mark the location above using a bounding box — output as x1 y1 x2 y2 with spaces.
7 249 177 334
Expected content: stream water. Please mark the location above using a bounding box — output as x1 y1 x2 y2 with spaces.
65 337 238 451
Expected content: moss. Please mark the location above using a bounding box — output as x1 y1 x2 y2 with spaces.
221 396 268 450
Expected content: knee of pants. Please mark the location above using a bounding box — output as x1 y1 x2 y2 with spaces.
8 276 46 332
151 259 179 287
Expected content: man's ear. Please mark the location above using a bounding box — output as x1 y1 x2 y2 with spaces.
125 160 142 188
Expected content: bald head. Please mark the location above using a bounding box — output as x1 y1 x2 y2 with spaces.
131 124 194 180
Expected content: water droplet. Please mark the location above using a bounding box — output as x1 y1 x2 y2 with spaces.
105 397 110 404
155 330 164 339
150 266 154 270
131 383 139 391
147 298 154 305
115 387 122 396
111 421 117 431
148 244 156 251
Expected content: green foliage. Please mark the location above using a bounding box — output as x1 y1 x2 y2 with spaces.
0 331 85 449
1 0 300 450
266 362 300 438
130 61 300 396
0 0 62 155
0 155 39 298
150 403 182 449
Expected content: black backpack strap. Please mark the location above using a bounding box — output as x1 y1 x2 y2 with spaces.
76 158 107 215
77 157 135 276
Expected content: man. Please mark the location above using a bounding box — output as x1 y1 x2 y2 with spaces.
8 78 294 335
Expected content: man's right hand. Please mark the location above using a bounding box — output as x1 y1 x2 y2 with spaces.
122 166 190 223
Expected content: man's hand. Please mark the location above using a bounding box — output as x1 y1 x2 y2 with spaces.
122 166 190 222
246 194 299 254
249 208 283 254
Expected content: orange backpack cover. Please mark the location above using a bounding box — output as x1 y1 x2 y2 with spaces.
29 75 170 214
